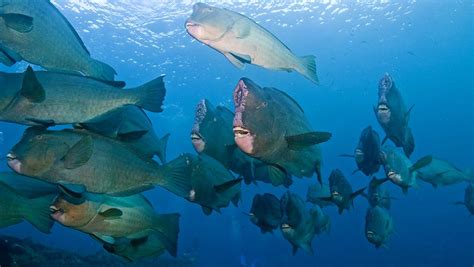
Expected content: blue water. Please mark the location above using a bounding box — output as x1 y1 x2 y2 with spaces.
1 1 473 266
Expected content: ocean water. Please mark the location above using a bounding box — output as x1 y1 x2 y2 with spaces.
0 1 473 266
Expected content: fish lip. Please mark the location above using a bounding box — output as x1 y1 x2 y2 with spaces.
49 205 63 214
281 223 291 230
233 126 250 137
190 132 203 141
6 152 16 161
185 20 199 29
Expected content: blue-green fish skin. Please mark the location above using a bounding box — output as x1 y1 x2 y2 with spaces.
417 158 473 188
365 206 394 248
0 0 116 81
0 68 165 126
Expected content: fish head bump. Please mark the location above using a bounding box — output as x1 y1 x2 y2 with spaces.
191 99 216 153
185 3 232 43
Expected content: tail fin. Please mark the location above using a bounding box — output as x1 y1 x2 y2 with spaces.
134 75 166 113
403 127 415 157
298 55 319 85
88 59 117 82
21 194 55 234
154 154 193 198
155 133 170 164
152 213 180 257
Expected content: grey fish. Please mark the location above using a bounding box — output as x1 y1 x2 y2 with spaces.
0 0 116 81
365 206 394 248
0 67 164 127
319 169 366 214
191 99 291 187
417 158 473 188
50 191 179 257
280 191 319 255
182 153 242 215
454 183 474 215
0 180 55 233
248 193 282 234
78 106 169 164
306 183 333 208
374 73 415 157
232 78 331 184
185 3 319 84
7 127 192 198
341 126 384 176
382 146 432 194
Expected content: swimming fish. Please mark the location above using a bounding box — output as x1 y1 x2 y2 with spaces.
454 183 474 215
248 193 282 234
50 191 179 256
0 171 57 198
375 73 415 157
365 206 394 249
341 126 384 176
181 153 242 215
232 78 331 184
191 99 290 186
416 158 473 188
185 3 319 84
364 177 392 210
0 0 117 81
0 67 164 127
102 232 167 262
7 127 192 197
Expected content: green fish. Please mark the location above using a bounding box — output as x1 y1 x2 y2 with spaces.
417 158 473 188
0 171 57 198
248 193 282 234
102 233 167 262
185 3 319 84
0 0 117 81
0 67 164 127
232 78 331 184
50 191 179 257
7 127 192 197
0 180 55 234
382 146 432 194
182 153 242 215
191 99 291 186
365 206 394 249
78 105 170 164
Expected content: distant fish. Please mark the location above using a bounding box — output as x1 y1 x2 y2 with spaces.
453 183 474 215
365 206 394 248
0 0 117 81
185 3 319 84
0 67 164 127
248 193 282 234
416 158 473 188
374 73 415 157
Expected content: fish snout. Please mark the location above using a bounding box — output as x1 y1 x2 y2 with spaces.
233 126 254 154
6 152 22 173
49 205 64 221
191 132 205 153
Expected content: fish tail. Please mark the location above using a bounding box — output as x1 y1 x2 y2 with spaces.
133 75 166 113
154 154 193 198
152 213 180 257
155 133 170 164
21 194 55 234
88 59 117 81
298 55 319 85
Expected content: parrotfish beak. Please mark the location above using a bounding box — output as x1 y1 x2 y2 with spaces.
6 152 22 173
49 205 64 221
190 132 205 153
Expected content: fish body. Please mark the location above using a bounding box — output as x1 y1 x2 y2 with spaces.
365 206 394 248
7 127 192 197
103 233 167 261
185 3 318 84
50 192 179 256
191 99 290 186
232 78 331 184
375 73 414 157
311 205 331 236
0 171 57 198
454 183 474 215
0 0 116 80
417 158 472 188
345 126 384 176
323 169 365 214
248 193 282 234
183 154 242 215
0 68 164 126
366 177 391 209
280 191 318 255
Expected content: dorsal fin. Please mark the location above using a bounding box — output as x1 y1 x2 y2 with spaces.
271 87 305 114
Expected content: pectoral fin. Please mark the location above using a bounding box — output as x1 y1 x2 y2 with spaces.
63 136 93 169
0 47 18 66
286 131 332 150
0 13 34 33
409 155 432 173
57 183 86 199
21 66 45 103
224 52 250 69
99 208 123 220
214 178 242 193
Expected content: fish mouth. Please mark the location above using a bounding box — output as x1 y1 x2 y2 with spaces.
233 126 250 137
6 153 22 173
6 152 16 161
190 132 205 153
387 171 401 183
366 231 377 240
377 103 390 112
281 223 291 230
49 205 64 220
190 132 202 141
185 19 199 29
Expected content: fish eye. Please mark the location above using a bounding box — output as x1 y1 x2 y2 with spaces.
35 135 43 140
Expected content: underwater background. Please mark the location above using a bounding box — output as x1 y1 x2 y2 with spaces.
0 0 473 266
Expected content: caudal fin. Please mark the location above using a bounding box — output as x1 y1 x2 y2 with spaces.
152 213 180 257
21 194 55 234
155 133 170 164
298 55 319 85
88 59 117 82
155 154 193 198
134 75 166 113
